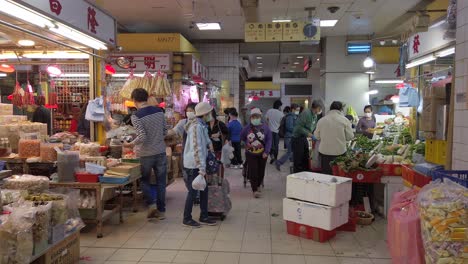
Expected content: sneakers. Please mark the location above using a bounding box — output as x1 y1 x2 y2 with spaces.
238 164 244 169
147 207 165 220
275 161 281 171
199 218 217 226
269 158 276 165
253 191 261 198
183 219 201 228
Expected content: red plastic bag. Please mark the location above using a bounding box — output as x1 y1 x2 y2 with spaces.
387 190 425 264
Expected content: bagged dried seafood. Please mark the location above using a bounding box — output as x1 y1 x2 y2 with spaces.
3 175 50 193
0 209 34 264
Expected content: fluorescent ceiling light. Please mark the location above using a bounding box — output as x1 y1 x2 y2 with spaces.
320 20 338 27
0 73 7 77
257 66 263 69
0 0 55 28
113 73 145 78
293 62 300 65
429 20 445 29
436 47 455 57
50 25 107 50
272 19 291 23
0 52 89 59
365 70 375 74
256 56 262 59
296 56 304 59
257 62 263 65
17 40 35 46
375 80 404 84
367 90 378 95
289 70 294 72
196 22 221 30
406 54 436 69
61 73 90 77
47 65 62 76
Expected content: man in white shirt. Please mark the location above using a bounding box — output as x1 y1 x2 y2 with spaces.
265 100 284 164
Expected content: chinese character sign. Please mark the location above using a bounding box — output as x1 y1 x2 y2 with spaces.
87 7 99 34
413 35 420 54
144 57 156 70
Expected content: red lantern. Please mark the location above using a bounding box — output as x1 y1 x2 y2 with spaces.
105 64 116 75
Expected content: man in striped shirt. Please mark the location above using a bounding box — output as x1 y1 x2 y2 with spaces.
124 88 167 219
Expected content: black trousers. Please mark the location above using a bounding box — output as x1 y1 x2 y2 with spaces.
231 142 243 165
320 153 343 175
292 136 310 173
246 153 267 192
270 132 280 160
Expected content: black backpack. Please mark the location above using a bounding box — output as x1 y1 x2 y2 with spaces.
278 115 287 138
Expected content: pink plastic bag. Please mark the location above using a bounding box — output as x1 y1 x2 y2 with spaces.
387 190 425 264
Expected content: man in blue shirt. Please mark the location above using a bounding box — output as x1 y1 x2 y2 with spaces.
227 108 243 168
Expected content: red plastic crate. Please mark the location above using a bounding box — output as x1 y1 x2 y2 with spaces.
346 170 383 183
402 165 415 183
413 170 431 188
286 221 336 243
336 209 358 232
377 164 403 176
332 165 341 176
75 172 99 183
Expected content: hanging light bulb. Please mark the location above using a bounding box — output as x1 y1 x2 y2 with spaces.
0 64 15 73
363 57 375 68
47 65 62 76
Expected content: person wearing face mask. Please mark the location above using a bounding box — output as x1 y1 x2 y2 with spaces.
265 100 284 164
123 88 167 220
275 104 300 171
168 103 198 138
356 105 376 139
183 102 217 228
227 108 243 168
314 101 354 175
291 101 322 173
240 108 272 198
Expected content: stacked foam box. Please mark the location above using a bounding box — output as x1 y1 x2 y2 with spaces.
283 172 352 242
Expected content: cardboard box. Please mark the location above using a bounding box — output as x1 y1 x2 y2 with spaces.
421 97 446 132
286 172 352 207
283 198 349 231
423 85 446 99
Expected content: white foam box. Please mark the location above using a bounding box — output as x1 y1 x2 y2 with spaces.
286 172 352 207
283 198 349 231
0 104 13 116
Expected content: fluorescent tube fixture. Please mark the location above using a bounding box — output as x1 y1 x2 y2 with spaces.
0 0 55 28
347 42 371 54
429 20 445 29
196 23 221 30
50 25 107 50
365 70 375 74
405 54 436 69
0 73 7 77
296 56 304 59
436 47 455 58
113 73 145 78
257 62 263 65
272 19 291 23
17 40 35 47
256 56 262 59
375 80 404 84
367 90 378 95
61 73 90 77
320 20 338 27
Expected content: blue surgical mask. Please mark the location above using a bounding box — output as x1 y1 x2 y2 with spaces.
251 118 261 126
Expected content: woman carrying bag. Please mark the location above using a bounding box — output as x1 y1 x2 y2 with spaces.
240 108 272 198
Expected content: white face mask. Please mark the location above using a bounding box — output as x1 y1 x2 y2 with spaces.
186 112 196 119
365 112 372 118
294 111 300 115
317 111 322 115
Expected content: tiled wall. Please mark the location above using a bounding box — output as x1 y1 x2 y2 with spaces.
195 43 240 109
453 0 468 169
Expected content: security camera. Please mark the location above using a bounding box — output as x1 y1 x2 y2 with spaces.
328 6 340 13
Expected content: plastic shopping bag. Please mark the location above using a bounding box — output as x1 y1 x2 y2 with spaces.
192 174 207 191
311 140 321 170
387 189 425 264
221 143 234 165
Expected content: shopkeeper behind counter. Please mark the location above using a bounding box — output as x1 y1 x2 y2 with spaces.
356 105 376 139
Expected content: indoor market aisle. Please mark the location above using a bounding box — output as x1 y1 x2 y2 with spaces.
79 162 391 264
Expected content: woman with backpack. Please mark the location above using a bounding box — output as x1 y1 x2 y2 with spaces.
240 108 272 198
276 104 300 171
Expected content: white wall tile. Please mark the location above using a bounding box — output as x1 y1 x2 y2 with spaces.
456 60 465 77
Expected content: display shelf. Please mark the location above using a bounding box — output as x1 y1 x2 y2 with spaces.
50 176 140 238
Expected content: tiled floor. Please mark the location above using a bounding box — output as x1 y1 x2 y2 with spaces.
79 155 391 264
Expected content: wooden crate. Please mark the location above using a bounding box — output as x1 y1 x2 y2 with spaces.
32 232 80 264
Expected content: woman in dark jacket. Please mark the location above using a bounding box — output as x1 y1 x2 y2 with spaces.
207 109 229 176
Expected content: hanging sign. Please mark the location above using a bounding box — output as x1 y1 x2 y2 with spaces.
183 55 209 81
407 22 454 60
247 90 281 98
111 54 172 72
14 0 117 46
245 20 320 42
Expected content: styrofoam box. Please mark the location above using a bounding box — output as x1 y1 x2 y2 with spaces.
283 198 348 231
286 172 352 207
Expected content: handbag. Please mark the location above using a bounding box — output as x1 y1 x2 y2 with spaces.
206 151 219 175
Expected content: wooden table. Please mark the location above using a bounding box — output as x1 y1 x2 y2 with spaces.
50 176 141 238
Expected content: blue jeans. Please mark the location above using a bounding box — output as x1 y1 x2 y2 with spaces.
140 153 167 212
277 137 293 165
270 132 280 160
183 168 208 222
